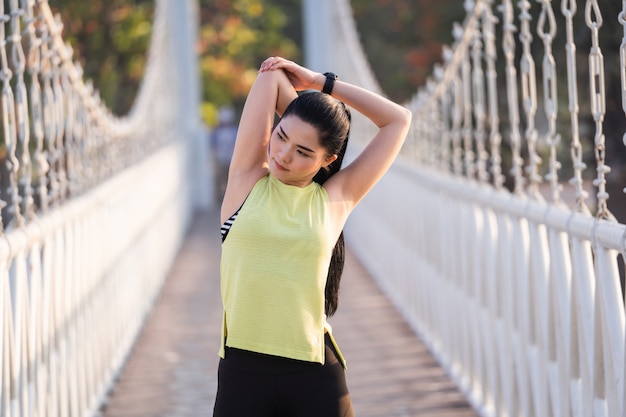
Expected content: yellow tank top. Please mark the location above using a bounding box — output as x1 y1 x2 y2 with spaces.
219 174 345 366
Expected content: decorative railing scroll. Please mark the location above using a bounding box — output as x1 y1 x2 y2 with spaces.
332 1 626 416
0 0 204 416
0 0 193 230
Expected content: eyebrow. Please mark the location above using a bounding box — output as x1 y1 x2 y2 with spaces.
279 126 316 153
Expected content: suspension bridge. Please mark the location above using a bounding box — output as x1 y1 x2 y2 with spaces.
0 0 625 416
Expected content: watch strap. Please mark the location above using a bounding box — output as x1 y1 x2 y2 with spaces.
322 72 338 94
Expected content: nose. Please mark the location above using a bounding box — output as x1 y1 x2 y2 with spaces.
277 146 291 163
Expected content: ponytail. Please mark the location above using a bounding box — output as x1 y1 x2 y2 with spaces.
315 120 349 317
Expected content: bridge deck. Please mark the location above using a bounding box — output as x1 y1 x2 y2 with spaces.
101 208 478 417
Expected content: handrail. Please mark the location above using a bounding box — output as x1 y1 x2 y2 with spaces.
328 1 626 416
0 0 205 416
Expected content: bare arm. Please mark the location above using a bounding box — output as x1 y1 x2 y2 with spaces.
220 67 297 222
324 77 412 209
259 58 412 212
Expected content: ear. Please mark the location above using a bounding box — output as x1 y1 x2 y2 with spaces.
323 154 338 168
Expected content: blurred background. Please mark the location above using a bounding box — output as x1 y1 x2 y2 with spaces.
49 0 462 122
48 0 626 221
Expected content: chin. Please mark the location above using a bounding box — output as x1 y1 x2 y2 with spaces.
269 167 288 180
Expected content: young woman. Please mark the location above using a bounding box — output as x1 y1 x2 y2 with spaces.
214 57 412 417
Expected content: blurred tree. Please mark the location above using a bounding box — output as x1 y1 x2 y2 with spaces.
197 0 301 125
350 0 464 103
49 0 301 125
48 0 459 121
50 0 154 115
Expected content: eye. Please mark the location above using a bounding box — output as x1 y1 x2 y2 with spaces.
297 150 311 157
277 132 286 142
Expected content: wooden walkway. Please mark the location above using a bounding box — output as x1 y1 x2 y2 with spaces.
100 208 479 417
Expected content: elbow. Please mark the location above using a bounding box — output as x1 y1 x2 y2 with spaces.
392 106 412 134
400 106 412 128
398 107 412 146
377 105 412 131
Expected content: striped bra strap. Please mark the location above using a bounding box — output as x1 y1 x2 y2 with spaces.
220 208 240 242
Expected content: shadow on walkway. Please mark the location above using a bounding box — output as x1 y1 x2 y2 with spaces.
101 208 478 417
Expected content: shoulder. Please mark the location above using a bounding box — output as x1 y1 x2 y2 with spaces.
322 177 353 236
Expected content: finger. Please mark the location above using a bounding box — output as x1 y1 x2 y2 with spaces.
259 58 271 72
259 56 283 72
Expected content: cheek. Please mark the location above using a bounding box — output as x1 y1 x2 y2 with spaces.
310 158 327 172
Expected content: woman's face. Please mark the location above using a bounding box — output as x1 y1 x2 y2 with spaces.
268 116 337 187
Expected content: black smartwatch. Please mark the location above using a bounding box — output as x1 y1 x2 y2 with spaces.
322 72 338 95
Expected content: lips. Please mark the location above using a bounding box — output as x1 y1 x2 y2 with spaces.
273 159 288 171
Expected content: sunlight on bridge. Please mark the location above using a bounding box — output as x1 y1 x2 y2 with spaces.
0 0 207 415
313 0 626 416
0 0 624 416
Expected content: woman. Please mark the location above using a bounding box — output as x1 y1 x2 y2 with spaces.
214 57 411 417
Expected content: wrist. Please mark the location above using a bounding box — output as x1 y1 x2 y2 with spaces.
313 73 326 91
321 72 338 95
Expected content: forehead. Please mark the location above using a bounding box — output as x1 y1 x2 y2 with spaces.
278 116 323 149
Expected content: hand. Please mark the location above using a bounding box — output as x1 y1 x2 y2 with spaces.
258 57 321 91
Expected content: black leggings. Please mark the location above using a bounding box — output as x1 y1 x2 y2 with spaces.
213 334 354 417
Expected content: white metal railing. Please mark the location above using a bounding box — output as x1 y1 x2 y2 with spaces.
326 1 626 416
0 0 205 416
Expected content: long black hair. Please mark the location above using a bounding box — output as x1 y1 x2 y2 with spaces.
281 92 351 317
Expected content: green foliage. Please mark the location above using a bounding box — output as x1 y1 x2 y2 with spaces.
48 0 300 125
197 0 301 125
49 0 154 115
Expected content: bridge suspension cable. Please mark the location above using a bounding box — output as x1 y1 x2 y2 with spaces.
0 0 205 416
322 1 626 416
0 0 200 230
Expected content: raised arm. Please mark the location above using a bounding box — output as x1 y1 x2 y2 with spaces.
323 76 412 208
221 67 297 222
259 57 412 212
